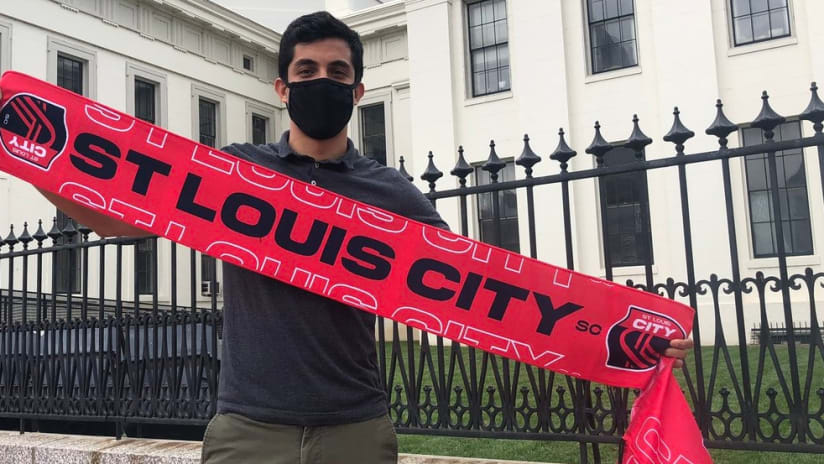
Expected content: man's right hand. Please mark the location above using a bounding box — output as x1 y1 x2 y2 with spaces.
1 87 151 238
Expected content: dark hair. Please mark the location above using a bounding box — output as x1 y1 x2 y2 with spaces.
278 11 364 84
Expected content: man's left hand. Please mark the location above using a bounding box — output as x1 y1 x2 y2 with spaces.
664 338 694 369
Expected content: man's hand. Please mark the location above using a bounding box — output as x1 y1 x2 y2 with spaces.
664 338 694 369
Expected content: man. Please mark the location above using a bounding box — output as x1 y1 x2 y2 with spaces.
7 10 694 464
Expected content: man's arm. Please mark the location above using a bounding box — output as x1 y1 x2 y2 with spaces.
38 188 152 238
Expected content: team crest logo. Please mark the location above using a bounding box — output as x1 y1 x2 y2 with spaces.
0 93 68 171
606 306 686 372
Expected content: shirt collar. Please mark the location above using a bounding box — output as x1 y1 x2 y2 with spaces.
273 131 359 170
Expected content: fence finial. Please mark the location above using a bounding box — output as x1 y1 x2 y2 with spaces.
397 156 413 182
752 91 786 136
450 146 473 187
33 219 48 247
516 134 541 177
47 217 62 242
625 114 652 158
549 128 576 172
19 222 33 249
421 151 443 192
706 99 737 149
585 121 611 166
801 82 824 133
481 140 505 180
663 107 695 154
4 224 17 248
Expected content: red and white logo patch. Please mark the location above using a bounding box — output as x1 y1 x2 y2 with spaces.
0 93 68 171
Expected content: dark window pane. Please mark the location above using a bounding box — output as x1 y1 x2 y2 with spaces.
768 0 787 8
619 0 633 15
749 191 771 222
605 19 621 44
495 19 508 43
469 3 482 26
482 22 495 47
252 114 267 145
484 47 498 69
599 146 652 266
360 104 386 166
57 55 84 95
770 8 789 36
621 17 635 40
136 238 155 295
734 17 754 44
591 23 606 47
497 44 509 67
134 79 156 124
470 25 483 49
622 41 638 67
485 68 500 93
494 0 506 20
590 0 605 22
473 72 487 95
753 222 774 256
787 188 809 220
481 1 494 23
752 12 771 41
199 98 217 147
751 0 769 13
243 55 253 71
475 162 519 253
746 158 768 190
472 49 485 72
498 66 511 91
604 0 620 19
792 220 813 253
732 0 751 16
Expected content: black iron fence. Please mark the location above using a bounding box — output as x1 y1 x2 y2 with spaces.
1 84 824 462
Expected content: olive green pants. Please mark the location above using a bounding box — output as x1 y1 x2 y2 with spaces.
201 412 398 464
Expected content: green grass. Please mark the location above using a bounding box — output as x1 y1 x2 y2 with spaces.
380 338 824 463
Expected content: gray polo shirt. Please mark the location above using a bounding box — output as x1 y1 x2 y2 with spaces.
218 131 448 426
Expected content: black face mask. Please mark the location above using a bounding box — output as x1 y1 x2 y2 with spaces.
286 78 358 140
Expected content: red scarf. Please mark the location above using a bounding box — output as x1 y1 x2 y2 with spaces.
0 71 710 463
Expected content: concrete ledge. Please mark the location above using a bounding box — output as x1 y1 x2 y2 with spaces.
0 432 558 464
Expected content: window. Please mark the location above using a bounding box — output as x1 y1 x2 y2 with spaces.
730 0 791 46
474 161 520 253
194 88 225 298
246 101 277 145
0 21 11 74
243 55 254 72
598 147 653 267
47 37 96 99
134 79 157 124
57 55 84 95
743 121 812 257
252 114 268 145
360 104 387 166
132 78 158 295
467 0 511 97
586 0 638 74
53 44 94 292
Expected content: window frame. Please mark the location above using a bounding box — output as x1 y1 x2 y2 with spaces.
191 84 227 149
245 100 278 145
47 36 97 99
583 0 640 76
740 120 813 259
728 0 793 48
465 0 512 98
0 20 11 74
472 159 521 254
126 62 168 128
352 90 395 167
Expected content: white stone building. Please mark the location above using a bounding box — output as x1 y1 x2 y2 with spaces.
1 0 823 345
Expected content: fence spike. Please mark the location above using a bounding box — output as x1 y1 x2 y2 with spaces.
77 223 93 240
549 128 576 172
624 114 653 158
47 217 62 241
515 134 542 177
33 219 48 246
663 107 695 153
751 91 786 134
397 156 413 182
481 140 505 179
800 82 824 132
61 219 78 240
450 146 473 186
4 224 18 248
420 151 443 192
705 99 738 148
18 222 33 249
585 121 611 166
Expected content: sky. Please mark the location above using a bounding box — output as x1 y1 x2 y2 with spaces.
212 0 386 33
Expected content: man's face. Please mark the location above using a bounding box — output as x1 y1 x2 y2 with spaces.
275 38 364 105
